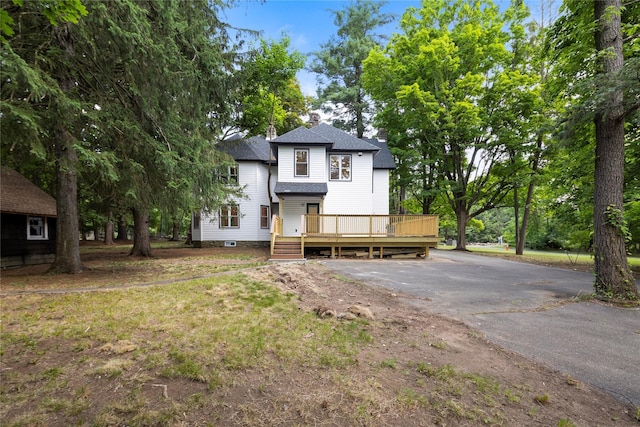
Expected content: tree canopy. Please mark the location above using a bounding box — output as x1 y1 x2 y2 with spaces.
363 0 543 250
310 0 394 137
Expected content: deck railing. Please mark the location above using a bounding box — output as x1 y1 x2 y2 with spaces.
270 214 282 254
302 214 438 237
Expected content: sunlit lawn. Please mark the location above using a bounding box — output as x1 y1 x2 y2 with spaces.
438 243 640 269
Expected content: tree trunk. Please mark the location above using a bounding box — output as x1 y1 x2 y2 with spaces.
171 220 180 241
130 208 153 257
104 218 115 246
592 0 638 300
517 133 544 256
117 218 128 240
48 22 83 274
513 185 520 250
454 206 468 250
48 131 83 274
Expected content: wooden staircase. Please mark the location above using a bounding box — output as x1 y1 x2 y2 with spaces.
270 239 304 260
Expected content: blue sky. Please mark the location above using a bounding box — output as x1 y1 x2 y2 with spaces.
224 0 559 97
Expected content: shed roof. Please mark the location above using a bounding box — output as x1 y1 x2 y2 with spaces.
274 182 328 196
1 167 57 217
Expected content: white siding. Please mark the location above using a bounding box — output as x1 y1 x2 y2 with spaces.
324 152 374 214
372 169 390 214
278 146 327 182
197 162 272 242
280 197 312 236
191 212 203 241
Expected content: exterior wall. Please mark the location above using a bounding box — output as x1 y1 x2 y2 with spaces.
277 146 327 182
324 152 375 215
372 169 390 214
280 196 321 236
1 213 56 267
195 162 274 243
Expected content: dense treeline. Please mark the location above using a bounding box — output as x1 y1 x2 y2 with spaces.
319 0 638 300
1 0 307 265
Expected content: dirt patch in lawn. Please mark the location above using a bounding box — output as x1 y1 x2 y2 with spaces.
1 244 637 426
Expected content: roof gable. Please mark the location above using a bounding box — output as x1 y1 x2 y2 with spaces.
312 124 379 152
273 124 379 152
1 167 57 217
272 126 333 145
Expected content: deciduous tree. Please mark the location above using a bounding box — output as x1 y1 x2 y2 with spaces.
364 0 538 250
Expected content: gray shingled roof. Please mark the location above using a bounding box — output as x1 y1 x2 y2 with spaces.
217 136 273 162
1 167 57 217
313 124 379 152
271 126 333 145
273 123 379 152
274 182 328 196
362 138 396 169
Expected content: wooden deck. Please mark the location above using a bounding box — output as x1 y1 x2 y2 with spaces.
270 214 439 259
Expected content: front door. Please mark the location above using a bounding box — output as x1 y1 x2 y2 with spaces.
307 203 320 234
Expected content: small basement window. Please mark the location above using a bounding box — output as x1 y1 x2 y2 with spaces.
27 216 48 240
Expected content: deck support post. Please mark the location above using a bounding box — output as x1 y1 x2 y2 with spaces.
330 246 335 259
380 246 384 259
369 244 374 259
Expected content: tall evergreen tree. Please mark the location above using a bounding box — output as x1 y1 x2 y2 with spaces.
549 0 639 301
592 0 638 300
310 0 394 137
2 0 89 273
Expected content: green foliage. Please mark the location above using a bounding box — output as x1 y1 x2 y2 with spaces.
1 0 87 42
310 0 394 137
364 0 543 248
237 36 308 136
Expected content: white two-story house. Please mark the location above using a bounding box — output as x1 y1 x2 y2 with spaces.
191 122 395 248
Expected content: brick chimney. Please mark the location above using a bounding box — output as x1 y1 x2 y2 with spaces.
377 128 387 142
308 112 320 128
266 123 277 141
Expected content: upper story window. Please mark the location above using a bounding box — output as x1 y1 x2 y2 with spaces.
219 204 239 228
295 149 309 177
227 165 239 184
27 216 48 240
330 154 351 181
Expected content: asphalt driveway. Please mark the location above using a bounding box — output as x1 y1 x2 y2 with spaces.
321 249 640 407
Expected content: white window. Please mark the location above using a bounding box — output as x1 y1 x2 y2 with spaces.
295 149 309 177
219 204 239 228
228 165 239 184
193 212 201 229
330 154 351 181
27 216 48 240
218 165 238 184
260 205 270 229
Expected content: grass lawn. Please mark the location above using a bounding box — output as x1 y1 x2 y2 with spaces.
1 243 638 426
438 243 640 274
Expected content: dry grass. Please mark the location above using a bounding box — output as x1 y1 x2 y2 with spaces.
1 244 637 426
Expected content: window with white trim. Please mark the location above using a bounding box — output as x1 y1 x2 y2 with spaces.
27 216 48 240
219 204 239 228
193 211 201 229
295 149 309 177
330 154 351 181
228 165 238 184
260 205 270 229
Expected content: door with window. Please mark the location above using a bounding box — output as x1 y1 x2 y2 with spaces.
306 203 320 234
